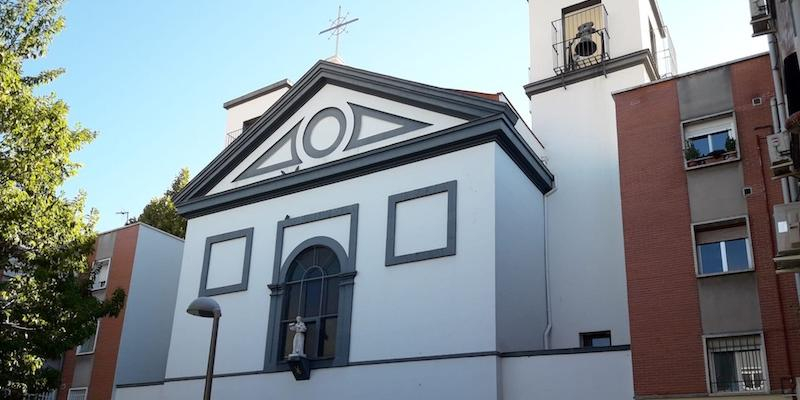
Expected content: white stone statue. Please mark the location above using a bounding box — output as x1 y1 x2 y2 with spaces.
288 315 307 358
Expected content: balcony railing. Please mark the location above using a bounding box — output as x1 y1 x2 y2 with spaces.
225 128 243 147
26 390 56 400
656 26 678 78
551 4 610 75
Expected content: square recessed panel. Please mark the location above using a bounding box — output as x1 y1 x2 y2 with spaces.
385 181 456 266
394 192 449 255
206 237 247 289
199 228 253 296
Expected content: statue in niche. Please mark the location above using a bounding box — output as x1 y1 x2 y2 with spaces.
288 315 307 358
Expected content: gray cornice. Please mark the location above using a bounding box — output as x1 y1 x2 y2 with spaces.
222 79 292 110
524 49 658 98
176 114 554 218
175 60 519 207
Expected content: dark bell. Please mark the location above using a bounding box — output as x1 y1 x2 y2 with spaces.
575 22 598 57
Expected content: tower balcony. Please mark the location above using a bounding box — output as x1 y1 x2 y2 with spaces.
551 3 610 75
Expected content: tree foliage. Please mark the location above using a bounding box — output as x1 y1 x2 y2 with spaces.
135 168 189 238
0 0 125 397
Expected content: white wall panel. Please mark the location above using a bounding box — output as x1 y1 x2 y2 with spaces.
206 237 247 289
393 192 449 256
166 144 497 378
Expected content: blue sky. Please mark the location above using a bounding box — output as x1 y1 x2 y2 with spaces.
29 0 766 231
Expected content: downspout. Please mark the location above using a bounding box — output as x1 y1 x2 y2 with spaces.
767 30 799 384
768 33 798 203
773 98 792 203
542 185 557 350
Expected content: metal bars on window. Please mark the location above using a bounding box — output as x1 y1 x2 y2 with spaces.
706 335 765 393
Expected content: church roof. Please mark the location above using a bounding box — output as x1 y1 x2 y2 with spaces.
174 61 553 218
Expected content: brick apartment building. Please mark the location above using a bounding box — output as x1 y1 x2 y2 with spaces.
56 223 183 400
614 53 800 399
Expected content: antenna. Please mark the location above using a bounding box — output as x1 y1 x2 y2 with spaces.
116 210 130 225
319 6 359 62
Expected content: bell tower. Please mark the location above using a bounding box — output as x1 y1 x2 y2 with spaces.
525 0 675 350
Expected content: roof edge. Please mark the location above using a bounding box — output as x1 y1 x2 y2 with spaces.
611 52 770 96
223 79 293 110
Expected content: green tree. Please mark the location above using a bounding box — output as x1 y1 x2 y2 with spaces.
135 168 189 238
0 1 125 397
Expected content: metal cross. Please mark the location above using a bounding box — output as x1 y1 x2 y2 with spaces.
319 6 358 60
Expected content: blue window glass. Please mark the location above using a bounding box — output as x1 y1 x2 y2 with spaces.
725 239 749 271
710 131 729 152
698 243 723 274
690 136 710 157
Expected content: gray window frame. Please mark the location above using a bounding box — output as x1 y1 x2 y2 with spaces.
264 204 358 372
198 227 254 296
385 181 457 266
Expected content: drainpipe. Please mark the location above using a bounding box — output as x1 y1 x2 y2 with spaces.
542 185 557 350
774 98 792 203
768 33 787 132
767 33 799 202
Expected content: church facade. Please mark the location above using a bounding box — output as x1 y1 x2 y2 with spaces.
112 59 640 399
109 0 684 398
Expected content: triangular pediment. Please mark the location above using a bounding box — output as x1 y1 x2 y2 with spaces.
207 84 464 195
175 61 540 216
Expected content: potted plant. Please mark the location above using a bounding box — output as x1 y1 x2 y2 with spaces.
725 137 737 153
684 141 701 167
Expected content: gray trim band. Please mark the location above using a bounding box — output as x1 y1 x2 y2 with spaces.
177 115 553 218
223 79 292 110
302 108 346 158
198 228 254 296
385 181 457 266
524 49 658 97
117 345 631 388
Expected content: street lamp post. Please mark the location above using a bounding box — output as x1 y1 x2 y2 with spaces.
186 297 222 400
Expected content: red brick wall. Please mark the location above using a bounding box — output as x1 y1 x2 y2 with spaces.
57 225 138 400
615 79 709 396
87 224 137 400
616 54 800 397
731 56 800 390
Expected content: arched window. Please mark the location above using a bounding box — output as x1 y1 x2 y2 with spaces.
280 245 341 360
263 211 359 374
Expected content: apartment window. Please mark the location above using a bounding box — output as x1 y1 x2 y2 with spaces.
694 219 752 275
76 321 99 355
706 335 765 393
67 388 87 400
683 114 737 168
90 258 111 291
580 331 611 347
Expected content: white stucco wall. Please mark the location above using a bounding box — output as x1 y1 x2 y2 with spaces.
530 66 650 349
225 87 290 138
494 147 548 352
164 143 498 379
121 356 501 400
501 350 634 399
118 351 633 400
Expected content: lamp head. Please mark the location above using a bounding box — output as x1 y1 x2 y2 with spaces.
186 297 221 318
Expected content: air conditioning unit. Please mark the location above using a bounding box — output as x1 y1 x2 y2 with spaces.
773 203 800 271
749 0 774 36
767 131 794 177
